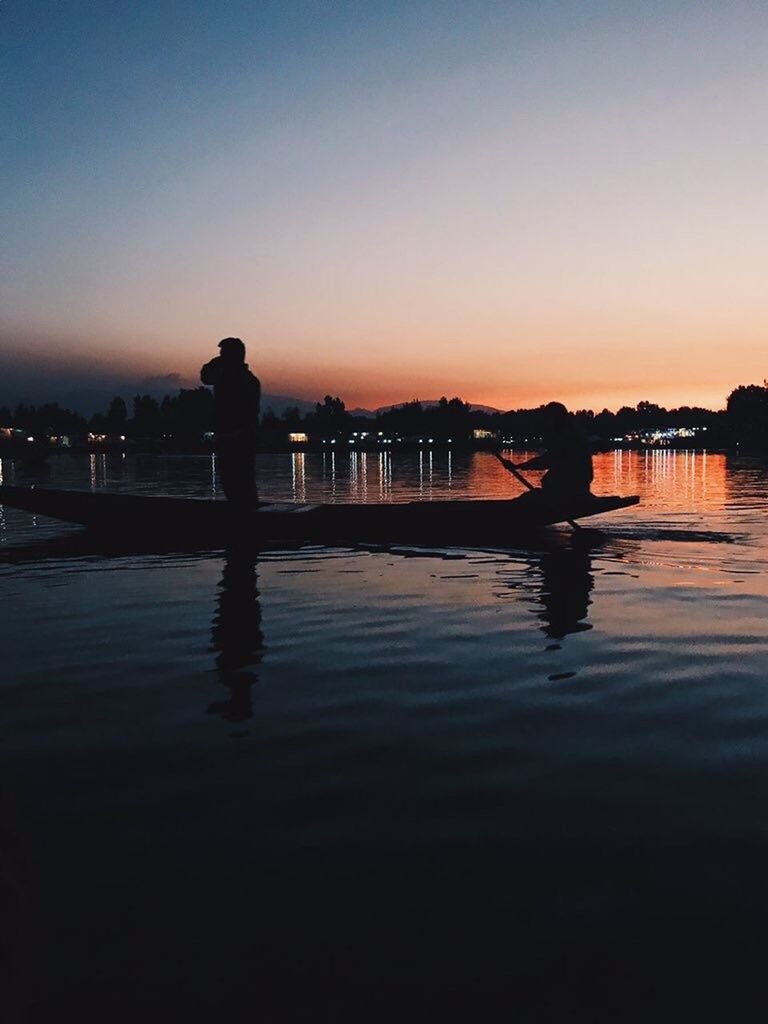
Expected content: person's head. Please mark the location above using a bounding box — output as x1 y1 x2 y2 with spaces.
218 337 246 363
542 401 569 431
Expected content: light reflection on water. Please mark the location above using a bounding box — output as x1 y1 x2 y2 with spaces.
0 447 765 561
0 446 741 505
3 449 768 1015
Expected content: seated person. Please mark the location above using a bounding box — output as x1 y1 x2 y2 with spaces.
499 402 593 500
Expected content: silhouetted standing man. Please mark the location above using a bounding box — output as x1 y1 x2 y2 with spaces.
201 337 261 503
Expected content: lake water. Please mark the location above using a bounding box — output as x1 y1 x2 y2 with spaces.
2 449 768 1021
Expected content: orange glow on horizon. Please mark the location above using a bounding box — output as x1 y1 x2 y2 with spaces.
0 323 744 413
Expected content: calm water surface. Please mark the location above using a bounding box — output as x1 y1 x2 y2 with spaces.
2 450 768 1020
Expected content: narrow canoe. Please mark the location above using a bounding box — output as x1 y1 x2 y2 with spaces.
0 485 639 544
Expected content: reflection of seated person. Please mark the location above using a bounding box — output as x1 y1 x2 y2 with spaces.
499 402 594 502
537 547 594 640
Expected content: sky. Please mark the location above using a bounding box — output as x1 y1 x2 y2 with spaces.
3 0 768 413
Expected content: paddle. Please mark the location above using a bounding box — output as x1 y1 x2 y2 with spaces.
492 450 581 531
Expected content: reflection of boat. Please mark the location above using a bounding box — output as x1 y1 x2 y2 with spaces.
0 485 639 544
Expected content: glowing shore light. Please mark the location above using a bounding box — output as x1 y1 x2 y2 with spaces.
288 432 309 443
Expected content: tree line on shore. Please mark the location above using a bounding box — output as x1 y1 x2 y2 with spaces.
2 383 768 447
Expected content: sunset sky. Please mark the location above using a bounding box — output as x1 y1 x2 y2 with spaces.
3 1 768 412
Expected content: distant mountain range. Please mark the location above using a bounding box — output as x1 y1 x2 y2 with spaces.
348 400 504 418
259 394 319 417
228 395 504 418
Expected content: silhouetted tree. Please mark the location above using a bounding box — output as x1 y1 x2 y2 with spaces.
132 394 162 437
157 387 214 441
433 396 472 440
105 396 128 434
377 400 424 435
309 395 349 434
179 387 214 435
594 408 617 439
282 406 303 430
727 383 768 448
11 402 87 437
260 410 280 431
635 400 663 426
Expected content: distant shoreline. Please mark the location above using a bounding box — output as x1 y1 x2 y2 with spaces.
0 439 740 460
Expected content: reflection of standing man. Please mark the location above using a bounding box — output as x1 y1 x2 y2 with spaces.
208 542 264 722
201 337 261 503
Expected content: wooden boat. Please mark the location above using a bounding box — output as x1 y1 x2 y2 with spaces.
0 485 639 545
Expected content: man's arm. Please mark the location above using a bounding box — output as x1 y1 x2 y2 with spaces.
200 357 222 386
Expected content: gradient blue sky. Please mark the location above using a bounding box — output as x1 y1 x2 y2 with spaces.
3 1 768 410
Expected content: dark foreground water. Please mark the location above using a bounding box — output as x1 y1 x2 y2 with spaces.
2 450 768 1021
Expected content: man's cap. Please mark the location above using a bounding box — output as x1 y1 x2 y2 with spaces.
218 337 245 356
